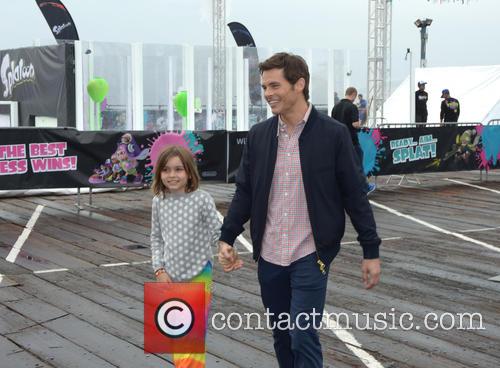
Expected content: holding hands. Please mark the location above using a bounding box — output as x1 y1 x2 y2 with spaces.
218 241 243 272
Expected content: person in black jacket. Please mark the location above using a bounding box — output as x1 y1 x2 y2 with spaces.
415 81 429 124
440 89 460 123
331 87 376 194
218 52 381 368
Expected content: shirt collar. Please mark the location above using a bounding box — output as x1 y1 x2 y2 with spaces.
277 103 312 137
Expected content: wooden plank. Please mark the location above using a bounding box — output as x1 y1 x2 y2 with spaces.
0 304 36 335
7 325 118 368
2 297 68 324
0 335 54 368
0 224 97 270
43 315 172 368
0 286 32 302
11 273 236 367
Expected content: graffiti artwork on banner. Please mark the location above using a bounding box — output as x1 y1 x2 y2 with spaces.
146 131 205 181
0 142 77 176
476 125 500 171
358 128 387 176
88 133 149 185
426 128 481 171
390 134 437 165
1 53 36 98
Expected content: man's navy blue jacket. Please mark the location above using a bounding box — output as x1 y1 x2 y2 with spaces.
220 106 381 265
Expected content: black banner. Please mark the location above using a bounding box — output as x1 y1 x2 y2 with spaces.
358 125 500 175
226 125 500 180
2 125 498 191
227 22 256 47
227 132 248 183
227 22 262 106
35 0 79 42
0 129 226 190
0 44 75 125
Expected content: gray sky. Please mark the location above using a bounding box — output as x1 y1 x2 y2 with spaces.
1 0 498 92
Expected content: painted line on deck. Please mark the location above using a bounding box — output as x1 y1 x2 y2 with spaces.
101 262 130 267
216 211 253 252
444 178 500 194
34 268 69 274
227 228 384 368
370 200 500 253
130 260 151 265
341 237 402 245
99 261 151 268
460 226 500 233
322 314 384 368
6 205 45 263
31 260 151 274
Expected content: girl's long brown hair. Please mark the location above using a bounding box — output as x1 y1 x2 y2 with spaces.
151 145 200 197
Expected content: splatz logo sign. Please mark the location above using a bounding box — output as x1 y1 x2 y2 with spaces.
53 22 72 35
1 53 35 98
390 135 437 164
0 142 77 176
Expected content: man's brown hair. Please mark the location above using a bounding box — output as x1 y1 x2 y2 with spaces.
259 52 310 100
151 145 200 197
345 87 358 97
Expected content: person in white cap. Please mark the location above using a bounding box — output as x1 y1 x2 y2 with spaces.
415 81 428 125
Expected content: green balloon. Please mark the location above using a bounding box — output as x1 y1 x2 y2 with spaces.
195 97 201 110
87 78 109 103
174 90 188 117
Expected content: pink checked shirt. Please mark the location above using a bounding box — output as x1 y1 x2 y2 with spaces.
261 104 316 266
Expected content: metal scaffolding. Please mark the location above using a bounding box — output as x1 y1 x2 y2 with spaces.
367 0 392 127
212 0 226 129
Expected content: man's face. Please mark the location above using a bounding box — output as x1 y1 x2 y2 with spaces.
261 68 304 116
419 84 425 91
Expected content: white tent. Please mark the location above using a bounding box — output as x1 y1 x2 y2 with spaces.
381 65 500 125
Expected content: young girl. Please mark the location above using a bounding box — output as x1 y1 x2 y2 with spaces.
150 145 220 368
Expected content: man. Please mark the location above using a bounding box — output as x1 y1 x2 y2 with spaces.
219 53 381 368
357 93 368 125
440 89 460 123
331 87 376 194
415 81 428 124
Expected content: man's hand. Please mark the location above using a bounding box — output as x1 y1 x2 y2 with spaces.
218 241 243 272
361 258 381 289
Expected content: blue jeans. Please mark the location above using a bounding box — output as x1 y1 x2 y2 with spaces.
258 253 330 368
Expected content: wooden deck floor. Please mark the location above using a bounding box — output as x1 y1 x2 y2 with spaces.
1 170 499 367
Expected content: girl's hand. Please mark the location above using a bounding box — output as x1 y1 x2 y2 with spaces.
156 271 173 283
218 242 243 272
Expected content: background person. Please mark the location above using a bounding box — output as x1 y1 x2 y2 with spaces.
357 93 368 125
440 89 460 123
415 81 429 125
331 87 376 194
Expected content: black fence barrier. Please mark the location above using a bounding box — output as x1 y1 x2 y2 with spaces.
357 124 499 176
0 128 226 190
1 125 499 191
